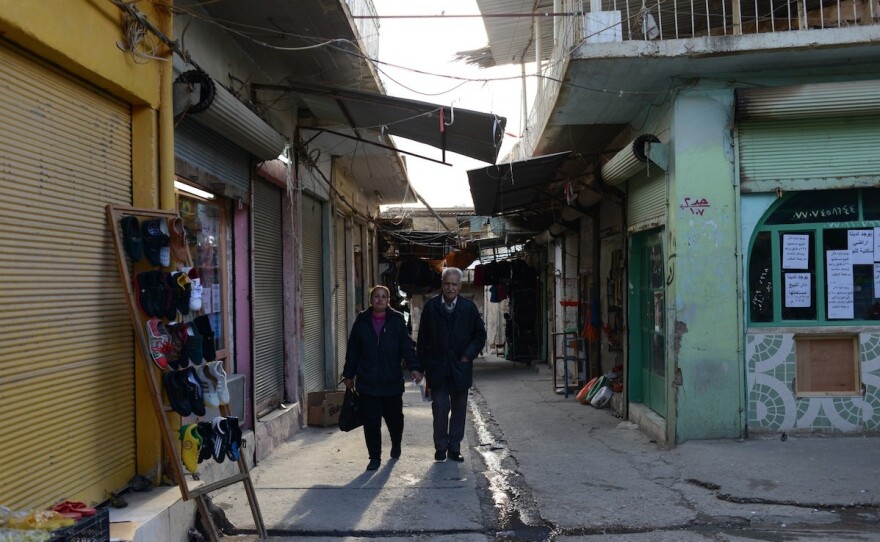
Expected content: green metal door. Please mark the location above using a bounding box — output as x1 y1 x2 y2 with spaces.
631 230 666 416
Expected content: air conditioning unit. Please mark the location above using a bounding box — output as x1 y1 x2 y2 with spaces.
584 11 622 43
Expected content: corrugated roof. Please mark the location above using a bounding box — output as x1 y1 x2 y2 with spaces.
457 0 557 66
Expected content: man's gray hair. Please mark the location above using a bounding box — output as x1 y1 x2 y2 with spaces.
442 267 463 282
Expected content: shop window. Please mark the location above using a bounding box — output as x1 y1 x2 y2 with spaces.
748 189 880 325
794 334 861 396
178 188 228 360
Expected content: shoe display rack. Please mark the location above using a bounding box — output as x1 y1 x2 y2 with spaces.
106 204 267 542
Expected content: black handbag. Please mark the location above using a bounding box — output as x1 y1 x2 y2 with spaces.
338 388 364 432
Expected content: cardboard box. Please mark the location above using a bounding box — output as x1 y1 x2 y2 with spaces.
307 390 345 427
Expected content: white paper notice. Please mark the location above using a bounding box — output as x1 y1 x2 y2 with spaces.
784 273 811 308
874 227 880 262
875 264 880 298
782 234 809 270
848 229 874 265
826 250 853 319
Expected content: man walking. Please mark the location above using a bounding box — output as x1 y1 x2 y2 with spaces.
417 267 487 462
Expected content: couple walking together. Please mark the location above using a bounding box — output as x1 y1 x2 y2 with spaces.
341 267 487 471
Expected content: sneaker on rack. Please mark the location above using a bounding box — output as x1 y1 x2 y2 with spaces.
168 217 189 264
211 416 228 464
178 424 202 474
207 361 230 405
225 417 242 462
142 219 170 267
183 366 206 417
145 317 172 370
195 363 220 407
183 267 203 312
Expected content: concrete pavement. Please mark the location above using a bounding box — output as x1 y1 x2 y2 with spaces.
213 356 880 541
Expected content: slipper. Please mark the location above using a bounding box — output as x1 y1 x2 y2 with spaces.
179 424 202 474
50 502 82 520
53 500 97 517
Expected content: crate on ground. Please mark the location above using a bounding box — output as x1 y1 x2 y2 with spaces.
50 507 109 542
307 390 345 427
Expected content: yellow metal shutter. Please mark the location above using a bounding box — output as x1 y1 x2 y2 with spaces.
0 44 134 509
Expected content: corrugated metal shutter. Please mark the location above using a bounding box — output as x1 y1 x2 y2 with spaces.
627 171 666 232
175 118 250 193
0 43 134 509
738 116 880 184
334 215 349 378
253 179 285 414
302 195 326 392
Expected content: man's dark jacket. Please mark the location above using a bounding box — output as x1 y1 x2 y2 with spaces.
343 308 419 396
417 295 487 392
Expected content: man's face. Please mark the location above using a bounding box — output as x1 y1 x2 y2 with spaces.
442 274 461 302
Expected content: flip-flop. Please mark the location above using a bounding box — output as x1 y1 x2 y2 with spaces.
53 500 97 517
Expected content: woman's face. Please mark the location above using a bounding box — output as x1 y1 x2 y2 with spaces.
371 289 389 313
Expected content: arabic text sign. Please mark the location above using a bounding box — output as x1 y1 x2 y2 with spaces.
826 250 853 319
848 229 874 265
784 273 811 308
782 234 809 270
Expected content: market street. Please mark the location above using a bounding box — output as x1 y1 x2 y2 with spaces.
214 355 880 541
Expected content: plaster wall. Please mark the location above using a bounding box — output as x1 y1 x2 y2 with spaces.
669 89 743 441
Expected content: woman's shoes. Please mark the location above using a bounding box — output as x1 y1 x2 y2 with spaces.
366 458 381 471
390 443 401 459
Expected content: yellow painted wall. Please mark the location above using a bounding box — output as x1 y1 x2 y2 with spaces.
0 0 174 477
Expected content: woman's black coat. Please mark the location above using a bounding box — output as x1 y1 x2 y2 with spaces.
342 308 420 396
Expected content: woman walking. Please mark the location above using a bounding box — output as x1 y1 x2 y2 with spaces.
342 285 422 471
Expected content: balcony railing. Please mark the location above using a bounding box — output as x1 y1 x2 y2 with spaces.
509 0 879 160
594 0 879 40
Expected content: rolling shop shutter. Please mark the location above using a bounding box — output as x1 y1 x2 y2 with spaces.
627 171 666 232
736 82 880 187
334 215 349 377
0 43 135 509
253 179 285 414
302 195 326 392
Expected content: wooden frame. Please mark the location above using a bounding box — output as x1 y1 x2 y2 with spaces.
106 204 267 542
794 333 861 397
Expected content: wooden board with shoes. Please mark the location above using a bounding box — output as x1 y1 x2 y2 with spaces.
106 204 267 542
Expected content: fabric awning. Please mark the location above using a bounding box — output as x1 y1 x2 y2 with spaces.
468 152 572 216
265 82 507 164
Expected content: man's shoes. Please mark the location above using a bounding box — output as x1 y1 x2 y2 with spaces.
390 443 401 459
434 450 446 461
366 458 381 471
447 451 464 462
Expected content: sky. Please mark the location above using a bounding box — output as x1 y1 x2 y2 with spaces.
371 0 535 208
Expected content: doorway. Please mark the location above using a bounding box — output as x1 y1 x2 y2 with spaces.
629 229 666 417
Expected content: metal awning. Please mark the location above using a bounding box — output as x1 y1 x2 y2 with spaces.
258 82 507 164
468 152 573 216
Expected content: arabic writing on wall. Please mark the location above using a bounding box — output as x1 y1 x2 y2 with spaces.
680 197 710 216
